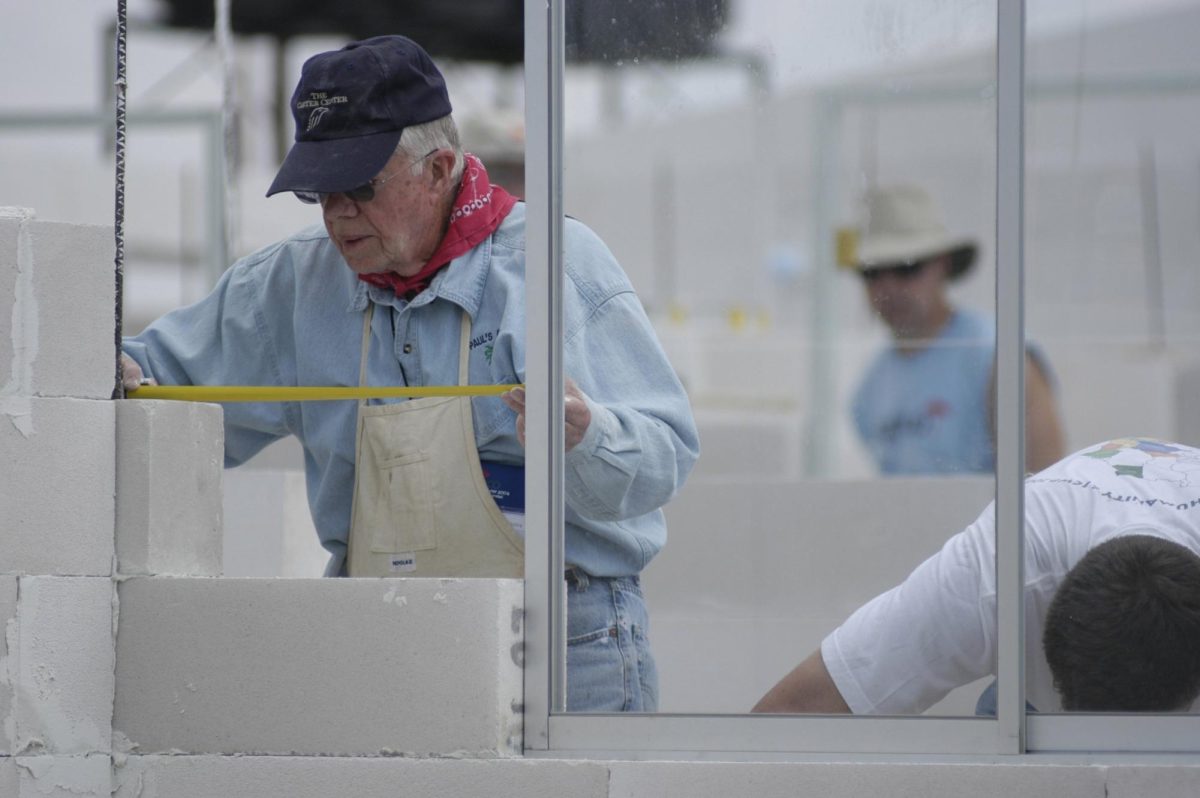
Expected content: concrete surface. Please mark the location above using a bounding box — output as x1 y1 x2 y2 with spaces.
0 398 115 576
12 578 114 756
115 577 524 756
0 210 115 402
116 399 224 576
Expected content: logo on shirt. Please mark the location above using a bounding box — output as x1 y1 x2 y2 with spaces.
470 330 498 364
879 399 953 443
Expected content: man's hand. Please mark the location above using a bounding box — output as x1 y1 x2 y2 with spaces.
120 353 155 393
500 377 593 451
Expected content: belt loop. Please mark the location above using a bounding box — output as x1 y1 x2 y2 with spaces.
565 566 590 591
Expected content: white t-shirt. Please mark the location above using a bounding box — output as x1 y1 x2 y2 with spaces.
822 438 1200 714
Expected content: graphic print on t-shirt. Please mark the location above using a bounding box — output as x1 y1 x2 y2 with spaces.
1081 438 1200 486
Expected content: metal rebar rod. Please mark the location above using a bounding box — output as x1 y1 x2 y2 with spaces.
112 0 128 399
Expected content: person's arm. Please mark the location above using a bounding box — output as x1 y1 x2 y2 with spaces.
123 255 294 466
1023 353 1065 473
527 221 700 522
751 649 851 714
987 350 1066 474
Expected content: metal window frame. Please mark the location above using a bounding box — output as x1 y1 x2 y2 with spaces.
523 0 1200 757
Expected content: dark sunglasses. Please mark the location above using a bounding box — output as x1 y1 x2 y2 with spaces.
293 170 403 205
859 260 927 282
293 149 439 205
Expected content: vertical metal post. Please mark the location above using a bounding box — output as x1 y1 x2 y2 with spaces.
205 115 229 288
803 92 840 477
524 0 566 751
215 0 238 271
995 0 1027 754
1137 143 1166 348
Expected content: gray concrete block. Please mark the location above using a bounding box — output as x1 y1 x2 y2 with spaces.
116 400 223 576
608 762 1106 798
0 398 114 576
1106 765 1200 798
15 755 111 798
113 756 608 798
0 577 17 754
0 757 17 796
115 577 523 756
0 211 116 401
13 578 114 756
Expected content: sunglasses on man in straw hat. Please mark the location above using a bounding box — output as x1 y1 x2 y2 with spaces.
836 185 977 281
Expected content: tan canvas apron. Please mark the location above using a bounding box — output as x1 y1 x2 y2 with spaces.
346 304 524 578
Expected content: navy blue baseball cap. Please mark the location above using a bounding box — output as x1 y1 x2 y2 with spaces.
266 35 452 198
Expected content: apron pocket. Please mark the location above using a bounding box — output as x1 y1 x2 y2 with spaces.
372 451 438 553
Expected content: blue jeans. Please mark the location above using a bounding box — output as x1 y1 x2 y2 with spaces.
974 679 1037 715
565 570 659 712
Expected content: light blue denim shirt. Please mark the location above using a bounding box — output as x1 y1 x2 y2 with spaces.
124 203 699 577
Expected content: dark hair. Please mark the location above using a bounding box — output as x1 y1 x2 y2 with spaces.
1043 534 1200 711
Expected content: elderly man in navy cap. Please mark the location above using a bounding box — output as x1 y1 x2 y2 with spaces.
121 35 699 713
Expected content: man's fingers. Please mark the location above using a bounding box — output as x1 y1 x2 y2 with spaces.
501 387 525 412
120 354 149 391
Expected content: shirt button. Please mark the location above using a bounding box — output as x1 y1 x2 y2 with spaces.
403 343 413 354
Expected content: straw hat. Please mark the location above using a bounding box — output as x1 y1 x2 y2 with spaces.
854 185 977 279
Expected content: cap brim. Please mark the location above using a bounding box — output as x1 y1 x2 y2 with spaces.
266 128 403 197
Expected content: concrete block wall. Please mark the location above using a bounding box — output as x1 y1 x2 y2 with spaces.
115 401 224 576
13 755 112 798
1 207 540 794
0 208 116 402
0 210 221 797
0 208 539 792
8 207 1200 796
10 578 114 757
0 209 121 797
102 756 1200 798
112 757 611 798
0 398 115 576
113 577 524 757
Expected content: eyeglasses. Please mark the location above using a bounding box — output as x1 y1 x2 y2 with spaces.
294 149 440 205
859 260 927 282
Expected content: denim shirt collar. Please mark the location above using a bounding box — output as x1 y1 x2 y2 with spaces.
346 234 492 320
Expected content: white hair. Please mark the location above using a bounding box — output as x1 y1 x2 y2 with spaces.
395 115 465 182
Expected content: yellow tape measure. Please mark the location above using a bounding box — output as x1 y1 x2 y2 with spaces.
128 384 522 403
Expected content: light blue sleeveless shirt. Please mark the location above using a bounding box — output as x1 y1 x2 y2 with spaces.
852 310 995 474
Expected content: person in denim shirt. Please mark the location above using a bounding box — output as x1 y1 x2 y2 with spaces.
120 35 698 712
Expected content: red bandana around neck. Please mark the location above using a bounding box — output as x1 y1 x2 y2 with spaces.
359 153 517 298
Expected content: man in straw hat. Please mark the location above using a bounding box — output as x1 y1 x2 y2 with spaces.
847 185 1063 475
120 35 698 711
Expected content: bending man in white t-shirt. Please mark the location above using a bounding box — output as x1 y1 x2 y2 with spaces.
753 437 1200 714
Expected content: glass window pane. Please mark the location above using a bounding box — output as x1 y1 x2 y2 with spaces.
1023 0 1200 719
561 0 1004 718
